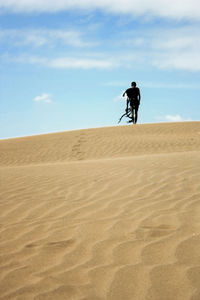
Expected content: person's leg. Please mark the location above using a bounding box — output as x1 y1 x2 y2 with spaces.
130 105 134 122
134 106 138 124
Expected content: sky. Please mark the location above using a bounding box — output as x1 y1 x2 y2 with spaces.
0 0 200 138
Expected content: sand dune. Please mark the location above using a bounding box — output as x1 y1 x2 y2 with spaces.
0 122 200 299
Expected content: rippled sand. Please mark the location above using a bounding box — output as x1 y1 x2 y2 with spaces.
0 122 200 300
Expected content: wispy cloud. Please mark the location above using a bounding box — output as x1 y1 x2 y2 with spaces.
107 81 200 89
140 82 200 89
1 24 200 72
152 51 200 72
117 26 200 71
0 29 93 48
105 81 127 87
2 54 117 69
1 0 200 20
48 57 115 69
34 93 52 103
113 93 125 102
165 114 192 122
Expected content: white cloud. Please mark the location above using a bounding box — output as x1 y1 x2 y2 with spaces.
165 114 191 122
118 26 200 72
34 93 52 103
140 82 200 89
1 0 200 20
3 54 116 69
113 93 125 102
48 57 115 69
107 81 200 89
0 29 92 48
1 25 200 72
152 51 200 72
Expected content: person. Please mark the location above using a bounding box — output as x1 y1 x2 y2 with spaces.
123 82 141 124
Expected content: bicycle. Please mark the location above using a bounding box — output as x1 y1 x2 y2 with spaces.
118 108 134 124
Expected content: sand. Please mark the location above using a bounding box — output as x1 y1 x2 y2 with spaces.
0 121 200 300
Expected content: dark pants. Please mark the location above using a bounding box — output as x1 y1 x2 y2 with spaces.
130 99 139 124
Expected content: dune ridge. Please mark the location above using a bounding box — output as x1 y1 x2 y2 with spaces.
0 122 200 299
1 122 200 167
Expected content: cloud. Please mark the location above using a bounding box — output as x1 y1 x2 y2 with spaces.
105 81 127 87
140 82 200 89
113 93 125 102
105 80 200 89
164 114 191 122
152 51 200 72
48 57 115 69
117 26 200 72
34 93 52 103
2 54 117 69
1 0 200 20
1 24 200 72
0 29 93 48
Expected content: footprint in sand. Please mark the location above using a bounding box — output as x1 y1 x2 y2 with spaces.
45 239 75 249
134 224 175 240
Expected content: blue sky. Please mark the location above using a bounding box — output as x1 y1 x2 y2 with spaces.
0 0 200 138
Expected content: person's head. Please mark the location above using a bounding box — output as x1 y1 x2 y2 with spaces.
131 81 136 87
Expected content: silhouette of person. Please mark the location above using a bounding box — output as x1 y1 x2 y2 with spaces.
123 82 141 124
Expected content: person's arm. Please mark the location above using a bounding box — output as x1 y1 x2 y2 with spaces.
123 89 130 112
122 90 128 111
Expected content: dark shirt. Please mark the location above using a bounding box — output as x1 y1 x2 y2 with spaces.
125 87 140 99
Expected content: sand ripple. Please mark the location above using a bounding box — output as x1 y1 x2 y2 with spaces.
0 122 200 299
